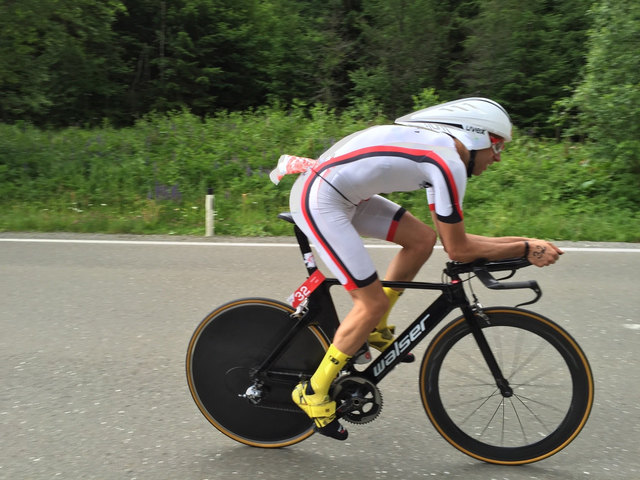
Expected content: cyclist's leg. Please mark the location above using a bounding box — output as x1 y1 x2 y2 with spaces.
291 284 387 440
352 195 436 284
378 208 436 334
290 185 391 355
289 174 390 438
383 209 437 282
332 279 389 355
292 280 388 439
292 344 351 438
352 196 436 350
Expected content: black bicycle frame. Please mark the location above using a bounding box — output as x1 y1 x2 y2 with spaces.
259 216 517 394
363 280 466 383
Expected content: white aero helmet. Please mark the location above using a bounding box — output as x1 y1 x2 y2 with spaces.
395 97 512 150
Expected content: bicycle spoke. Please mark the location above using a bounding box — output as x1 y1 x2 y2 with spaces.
511 362 569 388
457 388 501 426
508 397 529 444
513 392 569 419
479 397 505 437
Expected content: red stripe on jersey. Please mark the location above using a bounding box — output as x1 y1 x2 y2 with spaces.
319 145 463 222
427 151 464 222
386 219 399 242
299 171 358 290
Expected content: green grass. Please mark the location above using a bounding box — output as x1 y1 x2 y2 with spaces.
2 191 637 242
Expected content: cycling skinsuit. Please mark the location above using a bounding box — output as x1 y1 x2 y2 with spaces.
289 124 467 291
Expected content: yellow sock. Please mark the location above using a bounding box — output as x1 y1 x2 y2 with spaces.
309 344 351 396
376 287 401 331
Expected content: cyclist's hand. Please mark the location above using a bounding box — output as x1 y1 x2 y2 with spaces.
527 240 563 267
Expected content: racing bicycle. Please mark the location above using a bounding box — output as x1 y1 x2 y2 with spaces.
186 213 594 465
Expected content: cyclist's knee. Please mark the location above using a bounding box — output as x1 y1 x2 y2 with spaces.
415 225 437 257
360 289 389 329
395 214 437 256
405 225 437 263
371 291 390 318
351 287 389 325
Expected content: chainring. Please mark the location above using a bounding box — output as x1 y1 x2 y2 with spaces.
331 375 383 424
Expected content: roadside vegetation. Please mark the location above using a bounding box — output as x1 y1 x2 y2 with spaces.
1 104 637 241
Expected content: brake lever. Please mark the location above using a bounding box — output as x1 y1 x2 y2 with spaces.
473 268 542 307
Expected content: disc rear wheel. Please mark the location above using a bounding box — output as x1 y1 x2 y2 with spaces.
186 298 328 447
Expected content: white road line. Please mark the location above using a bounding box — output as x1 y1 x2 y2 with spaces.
0 238 301 247
0 237 639 252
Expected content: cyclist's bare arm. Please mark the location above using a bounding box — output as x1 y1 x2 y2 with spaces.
466 233 531 243
431 214 562 267
466 233 564 258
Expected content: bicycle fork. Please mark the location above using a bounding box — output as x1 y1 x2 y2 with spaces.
462 304 514 398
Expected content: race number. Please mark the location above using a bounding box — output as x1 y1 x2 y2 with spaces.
287 270 326 308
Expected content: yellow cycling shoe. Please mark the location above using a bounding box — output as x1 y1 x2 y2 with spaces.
292 381 348 440
368 327 415 363
368 326 396 351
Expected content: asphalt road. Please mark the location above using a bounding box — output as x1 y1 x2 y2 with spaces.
1 233 639 480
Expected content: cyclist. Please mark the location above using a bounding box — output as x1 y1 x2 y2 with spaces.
286 97 563 440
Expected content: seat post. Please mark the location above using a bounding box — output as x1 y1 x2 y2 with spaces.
277 212 341 339
278 212 316 275
293 224 318 276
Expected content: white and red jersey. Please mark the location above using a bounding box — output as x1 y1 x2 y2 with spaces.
313 125 467 223
288 124 467 290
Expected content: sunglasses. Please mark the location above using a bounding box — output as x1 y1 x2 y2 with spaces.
490 135 505 155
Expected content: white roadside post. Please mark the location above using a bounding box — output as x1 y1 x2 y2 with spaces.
205 187 215 237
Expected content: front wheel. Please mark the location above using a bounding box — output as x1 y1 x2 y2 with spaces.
420 307 594 465
186 298 329 447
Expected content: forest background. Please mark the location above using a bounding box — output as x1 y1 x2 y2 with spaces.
1 0 638 241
